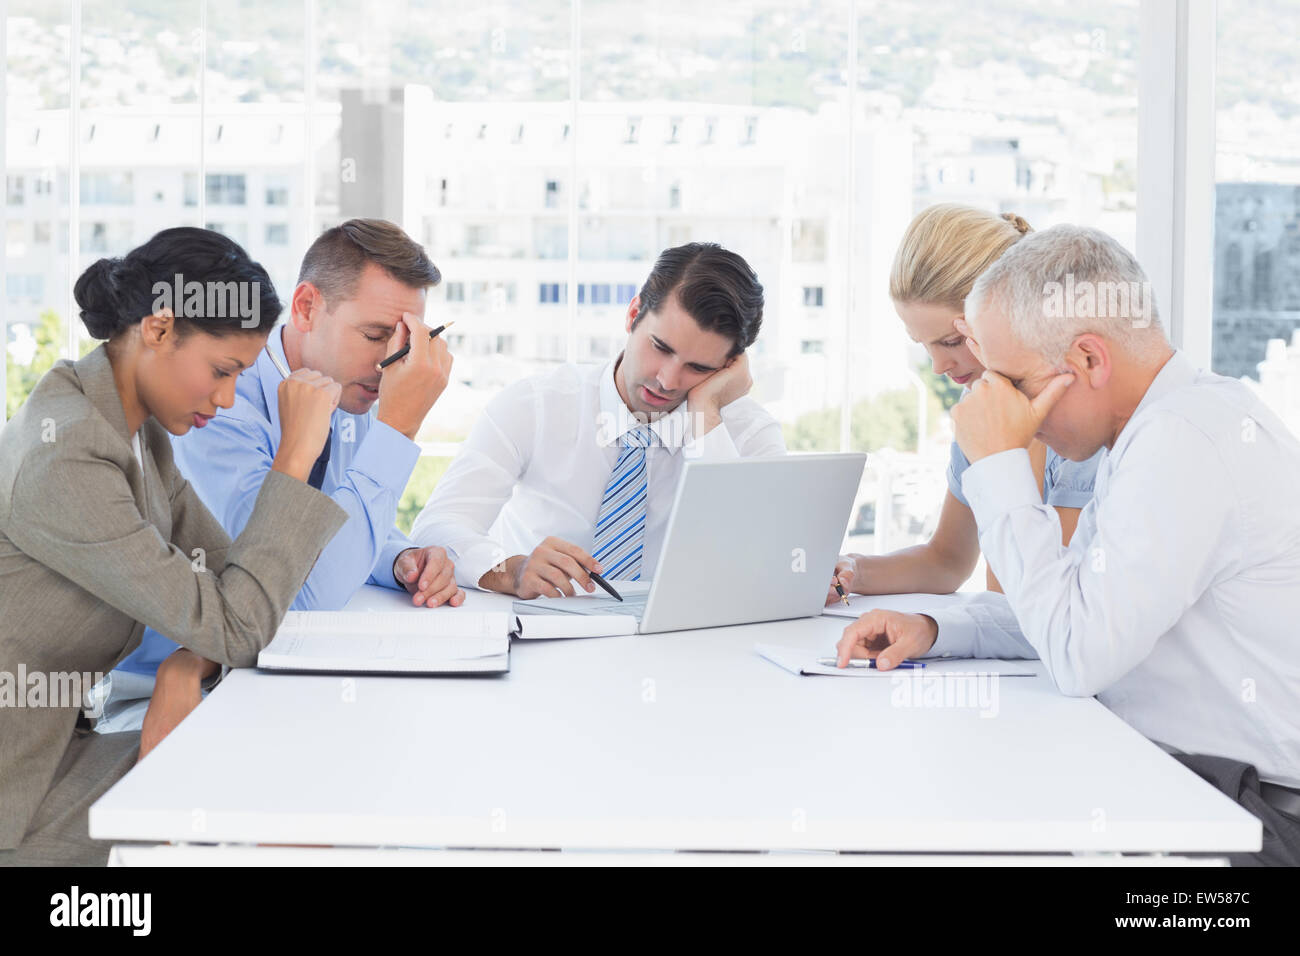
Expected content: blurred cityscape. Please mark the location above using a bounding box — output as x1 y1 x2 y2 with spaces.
4 0 1298 572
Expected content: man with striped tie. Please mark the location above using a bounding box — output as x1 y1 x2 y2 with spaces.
411 242 787 599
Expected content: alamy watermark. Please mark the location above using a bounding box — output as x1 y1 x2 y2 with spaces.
593 409 716 457
151 273 260 328
890 670 1000 718
50 886 151 936
1042 274 1154 328
0 666 106 716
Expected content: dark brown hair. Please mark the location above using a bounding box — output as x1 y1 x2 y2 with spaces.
298 218 441 305
74 227 280 340
633 242 764 357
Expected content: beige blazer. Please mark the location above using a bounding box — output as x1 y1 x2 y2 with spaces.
0 345 346 848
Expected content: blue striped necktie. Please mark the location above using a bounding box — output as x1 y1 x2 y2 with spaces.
592 424 659 581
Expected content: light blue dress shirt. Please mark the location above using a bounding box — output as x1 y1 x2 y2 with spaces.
115 325 421 676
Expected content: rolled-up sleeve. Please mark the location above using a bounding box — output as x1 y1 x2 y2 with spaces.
945 439 972 507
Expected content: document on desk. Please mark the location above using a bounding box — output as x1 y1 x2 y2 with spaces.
510 581 649 636
754 643 1035 678
258 611 511 674
512 614 639 639
820 591 976 620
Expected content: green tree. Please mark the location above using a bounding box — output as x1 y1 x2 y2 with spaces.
395 456 455 535
784 384 947 454
6 309 64 419
917 362 963 412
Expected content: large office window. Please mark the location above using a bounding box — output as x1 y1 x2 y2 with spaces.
6 0 1144 552
1212 0 1300 441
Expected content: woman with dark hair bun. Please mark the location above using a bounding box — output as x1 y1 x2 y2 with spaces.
0 228 349 865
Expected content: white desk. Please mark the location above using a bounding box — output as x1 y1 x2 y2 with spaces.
90 586 1260 856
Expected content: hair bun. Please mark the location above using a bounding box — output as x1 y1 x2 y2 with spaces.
1002 212 1032 235
73 255 155 339
110 256 150 290
73 257 124 339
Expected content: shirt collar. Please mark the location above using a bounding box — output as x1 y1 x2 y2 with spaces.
255 324 360 445
598 353 692 453
1129 349 1197 424
256 324 291 436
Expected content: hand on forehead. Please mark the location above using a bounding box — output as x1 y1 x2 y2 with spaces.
955 308 1056 392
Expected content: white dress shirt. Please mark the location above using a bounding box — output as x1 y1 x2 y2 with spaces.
411 355 787 588
925 351 1300 788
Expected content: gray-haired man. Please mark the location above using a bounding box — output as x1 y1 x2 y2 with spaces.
836 225 1300 866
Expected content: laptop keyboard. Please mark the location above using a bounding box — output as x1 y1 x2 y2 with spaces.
570 595 645 616
524 595 647 617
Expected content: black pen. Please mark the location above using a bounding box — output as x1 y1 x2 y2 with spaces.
376 321 455 370
833 574 850 607
589 570 623 602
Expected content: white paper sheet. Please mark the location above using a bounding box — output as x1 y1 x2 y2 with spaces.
258 611 511 673
820 591 980 620
754 643 1035 678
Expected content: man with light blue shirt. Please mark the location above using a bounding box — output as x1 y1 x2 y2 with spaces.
102 219 461 734
835 225 1300 865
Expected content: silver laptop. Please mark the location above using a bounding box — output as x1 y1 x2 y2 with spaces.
514 453 867 634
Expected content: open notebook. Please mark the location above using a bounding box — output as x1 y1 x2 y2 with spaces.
257 611 512 675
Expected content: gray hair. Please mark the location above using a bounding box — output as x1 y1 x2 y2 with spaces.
965 224 1169 365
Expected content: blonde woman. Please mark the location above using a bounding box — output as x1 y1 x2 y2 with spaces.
828 204 1103 601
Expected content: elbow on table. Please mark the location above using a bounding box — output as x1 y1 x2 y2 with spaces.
197 638 260 670
185 610 294 669
1043 661 1114 699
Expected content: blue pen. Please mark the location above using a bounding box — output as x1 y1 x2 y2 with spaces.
815 658 925 670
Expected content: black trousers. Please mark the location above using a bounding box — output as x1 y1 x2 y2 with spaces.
1173 752 1300 867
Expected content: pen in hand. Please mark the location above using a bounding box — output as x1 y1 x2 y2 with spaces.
377 321 455 370
266 344 292 380
833 574 850 607
589 570 623 602
816 657 924 670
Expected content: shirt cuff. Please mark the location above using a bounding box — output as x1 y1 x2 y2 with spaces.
371 532 416 591
960 447 1041 529
348 419 422 494
945 467 967 506
201 664 229 691
921 609 981 659
452 540 513 591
